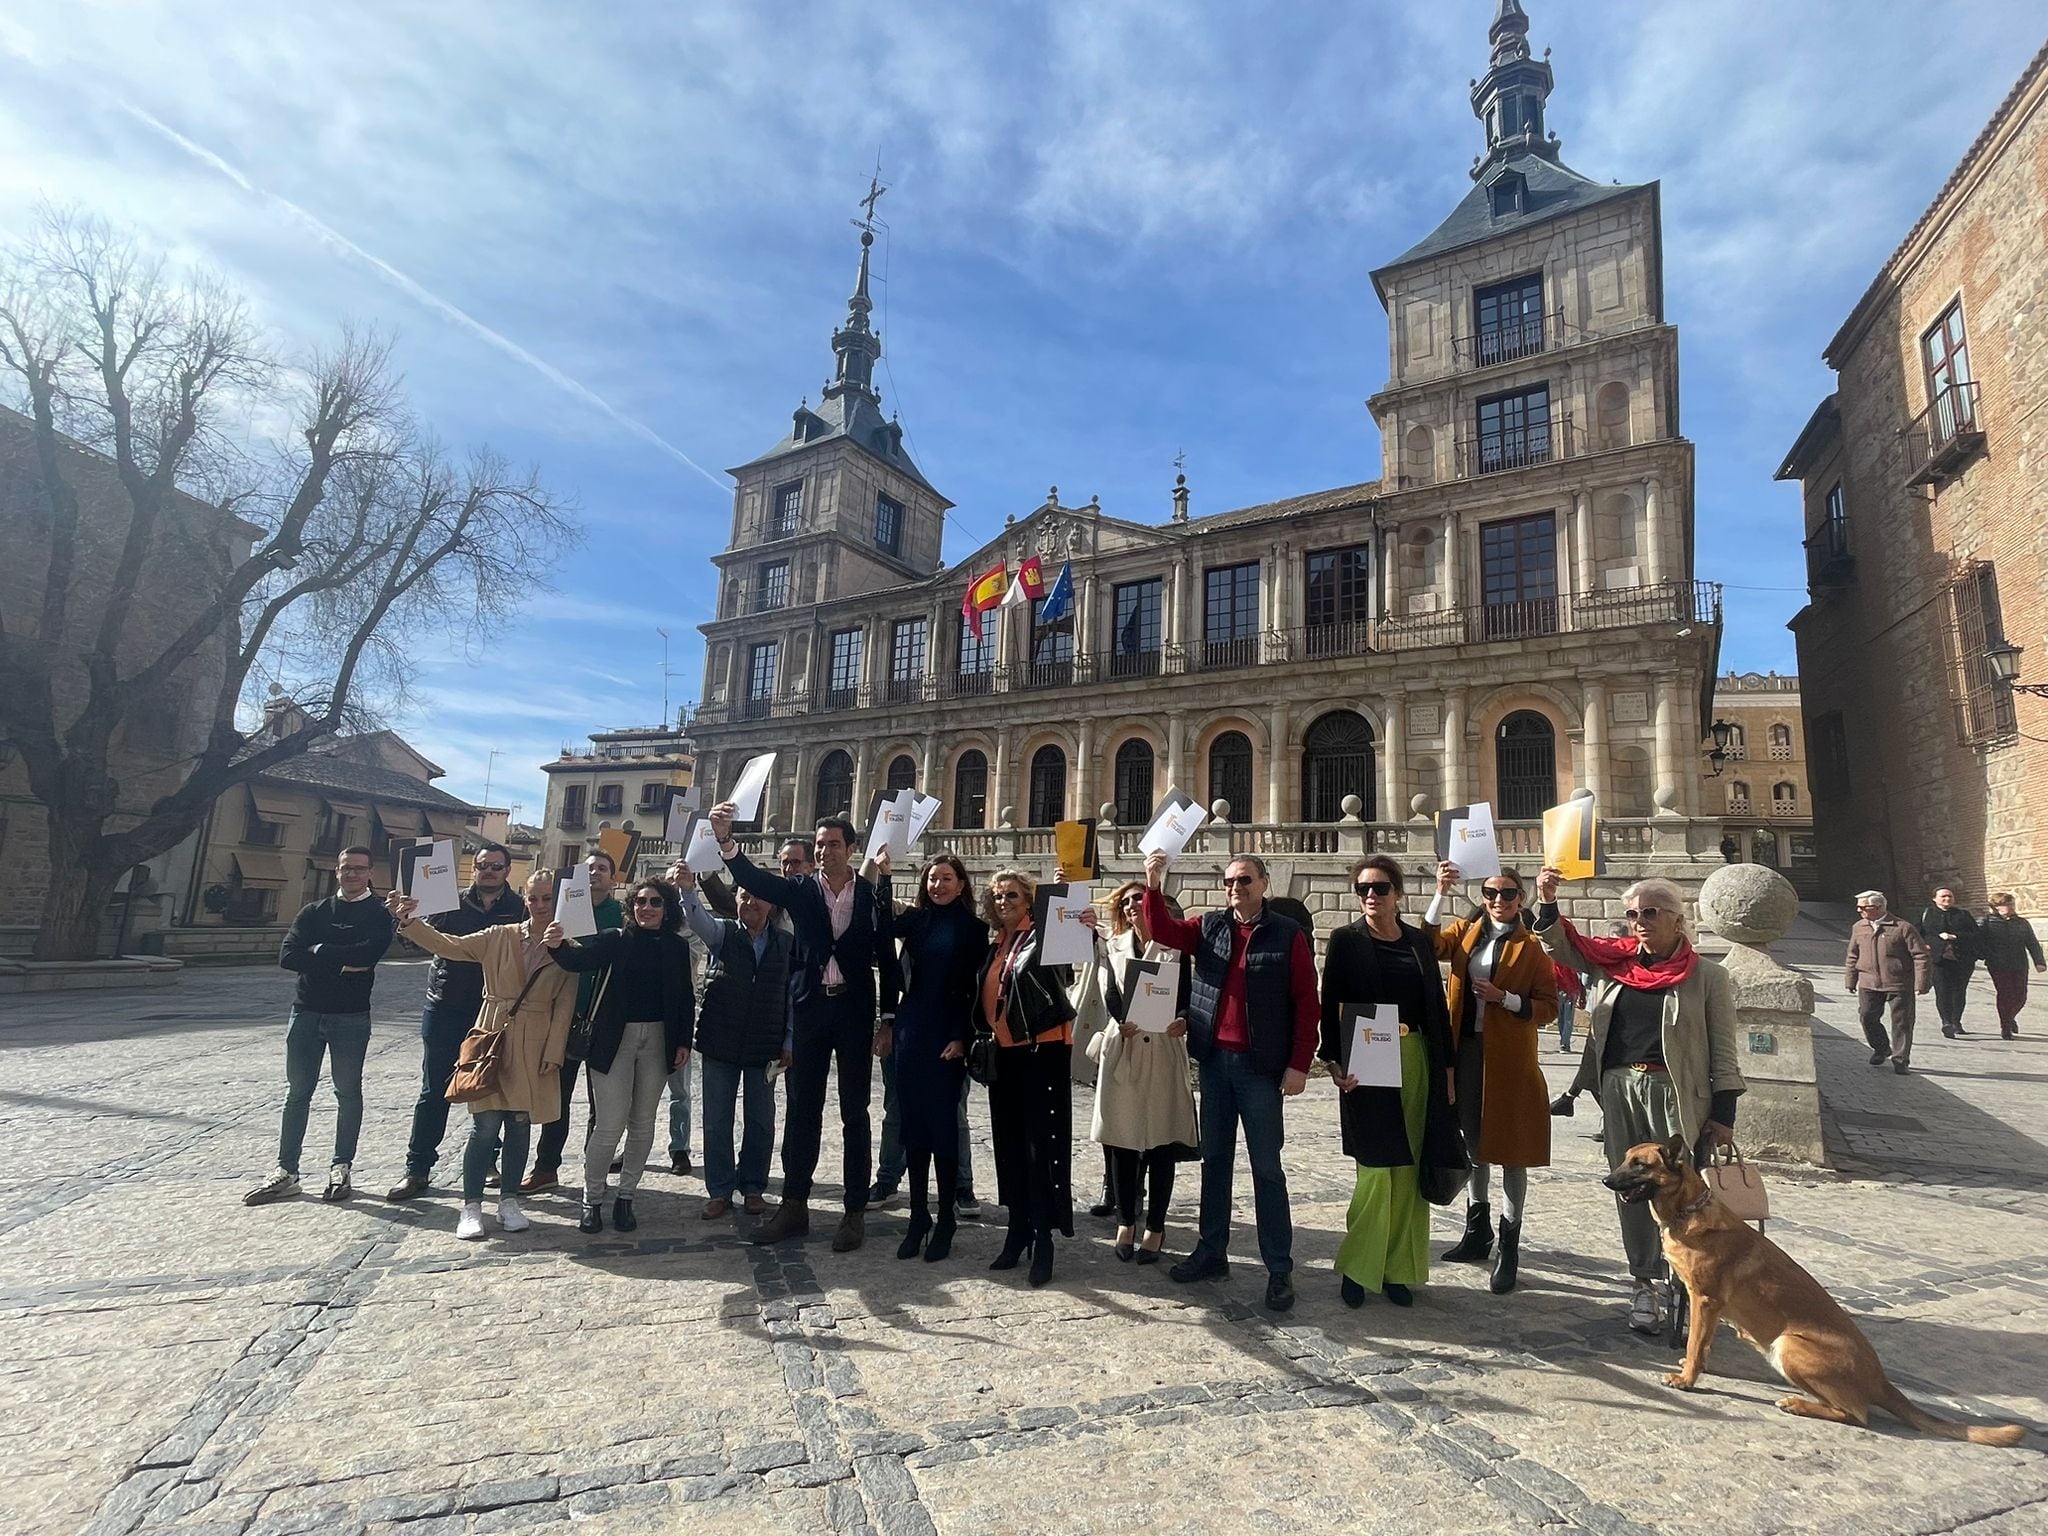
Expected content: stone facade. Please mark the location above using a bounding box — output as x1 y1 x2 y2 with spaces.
686 7 1722 855
1781 41 2048 910
537 726 697 873
1704 670 1818 895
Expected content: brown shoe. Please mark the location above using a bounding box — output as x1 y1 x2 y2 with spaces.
743 1194 768 1216
385 1172 429 1202
832 1210 865 1253
519 1167 557 1195
702 1197 732 1219
749 1198 810 1246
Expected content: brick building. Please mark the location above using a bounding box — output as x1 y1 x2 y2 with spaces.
1704 671 1817 895
684 1 1724 854
1780 41 2048 908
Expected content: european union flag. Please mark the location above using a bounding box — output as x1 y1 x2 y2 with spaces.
1036 560 1075 629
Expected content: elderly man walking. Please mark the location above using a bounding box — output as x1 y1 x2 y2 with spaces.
1846 891 1930 1074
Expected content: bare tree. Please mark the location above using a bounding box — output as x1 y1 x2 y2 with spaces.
0 209 577 961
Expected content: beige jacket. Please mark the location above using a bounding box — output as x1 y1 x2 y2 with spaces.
1845 915 1930 994
1087 932 1200 1154
401 919 576 1121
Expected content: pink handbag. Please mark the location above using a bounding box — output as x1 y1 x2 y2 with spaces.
1702 1142 1769 1226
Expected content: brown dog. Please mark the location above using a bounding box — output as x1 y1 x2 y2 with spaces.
1603 1139 2025 1445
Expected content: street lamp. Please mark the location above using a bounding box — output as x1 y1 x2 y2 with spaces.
1984 639 2048 697
1704 718 1738 777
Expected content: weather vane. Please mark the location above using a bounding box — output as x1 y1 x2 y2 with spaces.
856 160 887 233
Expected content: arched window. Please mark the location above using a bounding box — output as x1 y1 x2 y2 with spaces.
1728 780 1752 812
1725 723 1747 759
812 750 853 822
1772 782 1798 815
1767 722 1793 758
1301 711 1376 822
1595 381 1631 451
886 754 917 793
1113 739 1154 827
1208 731 1253 822
1404 425 1434 487
1027 745 1067 827
953 751 988 829
1494 711 1556 820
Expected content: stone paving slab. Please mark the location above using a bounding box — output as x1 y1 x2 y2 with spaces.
1 951 2044 1535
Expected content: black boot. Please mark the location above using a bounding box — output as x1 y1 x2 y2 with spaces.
1442 1202 1493 1264
897 1207 933 1260
926 1161 959 1263
990 1225 1034 1271
1028 1231 1055 1288
1490 1217 1520 1294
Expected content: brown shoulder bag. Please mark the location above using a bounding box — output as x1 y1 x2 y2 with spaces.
445 963 551 1105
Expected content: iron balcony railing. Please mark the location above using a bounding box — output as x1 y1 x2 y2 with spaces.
1453 309 1564 370
1903 380 1984 488
1454 413 1576 479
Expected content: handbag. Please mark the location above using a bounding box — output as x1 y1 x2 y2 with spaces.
564 964 610 1064
966 1028 1002 1088
445 962 551 1104
1701 1141 1769 1226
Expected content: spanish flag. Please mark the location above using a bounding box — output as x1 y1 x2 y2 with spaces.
962 563 1007 639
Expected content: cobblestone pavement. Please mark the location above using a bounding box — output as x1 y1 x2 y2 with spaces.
2 939 2043 1536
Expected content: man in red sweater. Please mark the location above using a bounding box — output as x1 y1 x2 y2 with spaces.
1142 850 1319 1311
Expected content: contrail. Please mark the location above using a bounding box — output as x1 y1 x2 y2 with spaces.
119 102 731 493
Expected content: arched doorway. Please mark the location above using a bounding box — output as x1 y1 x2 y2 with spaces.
1113 740 1154 827
813 750 854 822
953 750 987 829
1208 730 1253 822
1027 745 1067 827
1302 711 1376 822
886 754 917 793
1495 711 1556 820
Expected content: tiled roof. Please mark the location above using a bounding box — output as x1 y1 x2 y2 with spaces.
256 750 478 812
1187 480 1381 531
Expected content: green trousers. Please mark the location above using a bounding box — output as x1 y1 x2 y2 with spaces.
1598 1065 1683 1281
1335 1030 1430 1291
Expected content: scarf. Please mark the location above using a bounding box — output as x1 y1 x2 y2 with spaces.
1559 917 1699 992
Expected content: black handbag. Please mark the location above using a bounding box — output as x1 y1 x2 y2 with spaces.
1417 1105 1471 1206
966 1028 1001 1087
563 964 609 1063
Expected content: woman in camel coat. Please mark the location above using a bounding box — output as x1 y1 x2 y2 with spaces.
390 869 576 1240
1425 863 1558 1294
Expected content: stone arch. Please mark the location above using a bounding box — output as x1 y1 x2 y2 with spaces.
812 749 854 821
885 752 919 793
952 749 989 829
1471 688 1579 812
1301 709 1376 821
1595 380 1632 451
1404 424 1435 487
1112 738 1156 826
1027 743 1069 827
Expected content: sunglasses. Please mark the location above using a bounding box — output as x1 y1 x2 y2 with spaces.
1118 894 1145 908
992 891 1026 904
1482 886 1522 901
1355 880 1395 898
1221 875 1258 888
630 895 666 908
1623 906 1664 923
475 862 508 874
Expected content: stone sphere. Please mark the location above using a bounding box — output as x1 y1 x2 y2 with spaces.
1210 798 1233 821
1340 794 1363 820
1699 862 1800 945
1409 793 1435 818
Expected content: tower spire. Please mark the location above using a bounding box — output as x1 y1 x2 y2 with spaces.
825 171 886 404
1470 0 1558 182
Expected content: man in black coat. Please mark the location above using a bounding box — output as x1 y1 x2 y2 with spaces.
386 842 526 1200
245 847 396 1206
711 802 902 1252
1918 886 1981 1038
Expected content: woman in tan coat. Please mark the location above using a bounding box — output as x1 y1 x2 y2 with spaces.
1426 863 1558 1294
390 870 576 1240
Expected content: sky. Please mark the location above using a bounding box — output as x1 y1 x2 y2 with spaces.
2 1 2041 823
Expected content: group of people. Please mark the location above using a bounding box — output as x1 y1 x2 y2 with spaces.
1844 886 2044 1071
246 815 1771 1334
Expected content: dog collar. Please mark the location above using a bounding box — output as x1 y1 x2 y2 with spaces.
1674 1188 1714 1221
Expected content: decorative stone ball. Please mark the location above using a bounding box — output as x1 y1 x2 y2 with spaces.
1653 785 1679 812
1098 802 1117 824
1409 793 1435 818
1340 794 1363 821
1210 798 1233 821
1699 862 1800 946
1570 786 1594 801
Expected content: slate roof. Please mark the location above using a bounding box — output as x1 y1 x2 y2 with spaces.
1372 153 1644 299
256 749 478 813
1186 480 1382 531
732 381 940 495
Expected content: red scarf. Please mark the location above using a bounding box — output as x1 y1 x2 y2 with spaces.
1559 917 1699 992
1551 961 1586 1007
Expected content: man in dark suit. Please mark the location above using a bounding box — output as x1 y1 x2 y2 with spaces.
710 802 901 1251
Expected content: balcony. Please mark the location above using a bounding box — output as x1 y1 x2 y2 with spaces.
1453 309 1563 370
1903 381 1984 488
884 676 926 705
1803 522 1854 589
1769 800 1800 818
816 686 861 714
1106 649 1162 680
1454 414 1576 478
1196 636 1260 673
739 694 775 721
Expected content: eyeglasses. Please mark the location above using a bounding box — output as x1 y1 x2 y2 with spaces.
1221 875 1258 888
1481 886 1522 901
1354 881 1395 898
630 896 666 908
1119 894 1145 908
475 862 508 874
1623 907 1664 923
992 891 1026 904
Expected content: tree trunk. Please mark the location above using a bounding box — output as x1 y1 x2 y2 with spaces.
30 815 120 962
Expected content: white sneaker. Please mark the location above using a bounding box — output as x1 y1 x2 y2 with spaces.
456 1203 487 1240
1628 1283 1663 1334
496 1198 530 1233
243 1168 301 1206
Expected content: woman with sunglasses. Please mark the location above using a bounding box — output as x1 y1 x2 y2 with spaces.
1426 864 1558 1294
976 868 1092 1286
1532 867 1743 1334
388 871 577 1240
1085 881 1199 1264
1318 855 1458 1307
872 852 987 1262
543 879 695 1235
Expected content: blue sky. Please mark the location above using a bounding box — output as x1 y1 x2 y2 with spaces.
2 2 2041 821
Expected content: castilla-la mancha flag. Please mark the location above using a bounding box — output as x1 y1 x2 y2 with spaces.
962 563 1007 639
999 555 1048 611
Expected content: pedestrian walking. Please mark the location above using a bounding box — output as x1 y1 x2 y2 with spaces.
1917 887 1981 1038
1533 868 1744 1334
545 878 696 1234
1979 893 2045 1040
525 851 623 1192
390 872 577 1240
385 844 525 1201
245 847 396 1206
1845 891 1931 1071
1140 850 1320 1314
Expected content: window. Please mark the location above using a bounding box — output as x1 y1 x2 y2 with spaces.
1489 172 1526 219
314 807 353 853
243 803 283 846
886 755 917 794
744 641 779 719
1767 723 1794 760
1110 578 1162 678
824 628 862 709
1208 731 1253 823
953 750 988 828
225 885 280 926
638 780 665 810
1304 546 1371 657
874 492 904 556
1479 513 1559 639
1027 745 1067 827
1944 560 2016 746
1922 300 1975 442
1495 711 1557 821
594 783 623 816
1728 781 1752 814
1811 712 1851 801
955 612 995 695
770 481 802 538
1025 596 1074 686
1723 723 1747 760
1203 562 1260 669
813 750 854 821
889 618 928 702
1113 740 1155 827
1807 481 1850 586
1473 273 1545 366
1302 711 1375 822
561 785 587 830
755 559 790 612
1770 782 1799 817
1473 384 1553 474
